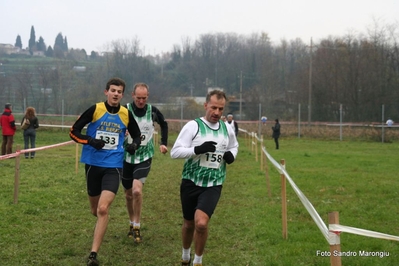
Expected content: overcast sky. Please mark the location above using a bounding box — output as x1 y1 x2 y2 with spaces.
1 0 398 55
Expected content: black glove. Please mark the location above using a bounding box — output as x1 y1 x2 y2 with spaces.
223 151 235 164
89 138 106 150
194 141 217 155
126 143 138 155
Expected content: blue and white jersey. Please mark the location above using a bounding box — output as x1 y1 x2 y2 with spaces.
81 102 129 168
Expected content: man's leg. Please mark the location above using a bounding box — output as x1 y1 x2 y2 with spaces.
6 136 13 154
88 195 100 217
132 179 143 223
182 219 195 249
181 219 194 265
124 159 151 242
1 136 6 155
125 187 134 222
193 209 209 257
90 190 116 253
125 182 143 242
126 179 144 242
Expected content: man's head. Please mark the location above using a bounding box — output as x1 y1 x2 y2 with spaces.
104 77 126 107
5 103 11 110
132 83 149 109
204 90 227 123
227 113 233 122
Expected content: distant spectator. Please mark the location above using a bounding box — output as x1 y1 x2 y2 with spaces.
21 107 39 159
1 103 16 155
226 113 238 137
272 118 281 149
386 118 394 127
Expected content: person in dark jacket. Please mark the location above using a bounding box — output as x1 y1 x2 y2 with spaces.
21 107 39 159
1 103 16 155
272 118 281 149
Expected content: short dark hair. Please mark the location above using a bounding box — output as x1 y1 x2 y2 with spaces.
206 90 226 102
5 103 11 109
106 77 126 92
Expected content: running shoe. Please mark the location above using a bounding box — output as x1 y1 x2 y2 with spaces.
87 255 99 266
127 225 142 243
181 257 191 266
127 225 134 238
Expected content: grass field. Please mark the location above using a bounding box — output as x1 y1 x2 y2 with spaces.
0 128 398 265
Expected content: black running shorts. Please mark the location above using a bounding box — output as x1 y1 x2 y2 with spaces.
85 164 121 196
121 158 152 189
180 179 222 220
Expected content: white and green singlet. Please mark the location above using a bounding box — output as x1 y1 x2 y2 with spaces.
124 103 154 164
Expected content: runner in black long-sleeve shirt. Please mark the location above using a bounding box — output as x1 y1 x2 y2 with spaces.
69 77 141 266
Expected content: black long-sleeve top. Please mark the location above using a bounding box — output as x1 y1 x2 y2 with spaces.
70 101 141 147
126 102 168 146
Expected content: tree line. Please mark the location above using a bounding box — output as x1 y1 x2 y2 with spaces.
1 21 399 122
13 25 94 59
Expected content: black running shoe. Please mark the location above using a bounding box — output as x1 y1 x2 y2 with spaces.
133 226 142 243
87 255 99 266
127 225 134 238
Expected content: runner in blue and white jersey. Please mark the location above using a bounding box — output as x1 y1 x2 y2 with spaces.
70 77 141 266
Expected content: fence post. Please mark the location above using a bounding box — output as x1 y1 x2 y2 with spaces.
13 145 21 204
281 159 287 239
263 146 271 198
251 132 255 153
255 134 258 162
260 135 263 170
329 211 342 266
381 104 385 143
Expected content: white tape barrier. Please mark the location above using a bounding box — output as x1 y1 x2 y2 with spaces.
261 146 399 244
0 140 75 161
330 224 399 242
262 146 331 243
0 130 160 161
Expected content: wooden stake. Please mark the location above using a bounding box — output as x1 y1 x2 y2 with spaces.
255 134 258 162
265 151 271 198
260 136 264 170
13 145 21 204
281 159 287 239
329 211 342 266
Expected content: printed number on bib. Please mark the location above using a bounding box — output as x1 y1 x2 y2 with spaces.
199 151 223 169
140 134 149 145
96 131 119 150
